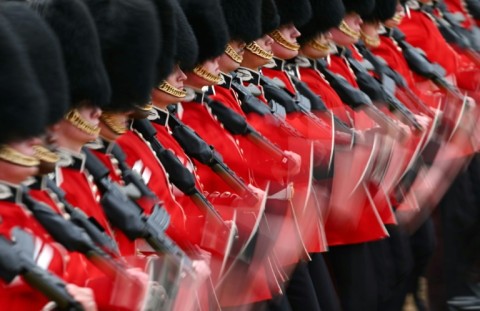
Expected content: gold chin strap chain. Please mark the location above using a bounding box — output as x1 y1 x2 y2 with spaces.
193 65 222 84
136 102 154 112
309 38 332 53
392 13 404 24
245 41 274 60
361 31 381 48
339 20 361 40
34 145 59 164
270 30 301 51
157 81 187 98
100 113 128 135
225 44 244 64
65 109 101 136
0 145 39 167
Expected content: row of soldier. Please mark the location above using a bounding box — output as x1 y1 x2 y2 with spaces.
0 0 480 310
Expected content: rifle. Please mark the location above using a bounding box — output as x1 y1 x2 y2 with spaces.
289 75 356 134
45 178 120 256
258 75 346 133
131 119 226 227
165 112 258 203
391 28 466 100
81 147 194 268
315 59 404 133
110 143 157 201
0 230 84 310
344 48 423 130
423 3 480 66
22 189 133 281
231 80 308 139
356 42 433 116
200 96 291 164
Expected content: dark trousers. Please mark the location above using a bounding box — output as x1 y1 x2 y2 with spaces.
285 260 322 311
325 242 378 311
308 253 342 311
428 157 480 310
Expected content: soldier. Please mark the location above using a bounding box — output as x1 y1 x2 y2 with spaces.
80 0 160 257
0 7 97 311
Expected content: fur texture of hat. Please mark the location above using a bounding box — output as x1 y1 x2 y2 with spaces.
179 0 229 64
2 2 69 125
149 0 174 83
343 0 376 16
261 0 281 35
274 0 312 28
174 1 199 71
82 0 160 111
28 0 111 109
363 0 397 22
0 14 47 144
298 0 346 44
220 0 262 43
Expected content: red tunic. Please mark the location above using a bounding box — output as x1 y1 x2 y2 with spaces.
0 186 76 311
117 129 203 250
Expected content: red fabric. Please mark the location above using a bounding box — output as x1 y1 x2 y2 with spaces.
0 200 73 310
89 150 136 257
59 167 114 240
298 66 354 125
398 9 459 76
117 131 203 250
444 0 474 29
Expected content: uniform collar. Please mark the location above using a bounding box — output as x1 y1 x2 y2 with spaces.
293 56 316 69
27 175 51 191
150 107 169 127
236 67 262 85
56 148 86 172
0 181 23 204
86 138 117 155
218 72 234 89
263 57 286 70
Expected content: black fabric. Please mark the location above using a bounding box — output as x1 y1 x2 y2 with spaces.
83 0 159 111
428 157 480 310
1 2 69 125
285 261 322 311
0 13 47 144
325 242 378 311
298 0 345 45
308 253 342 311
29 0 111 108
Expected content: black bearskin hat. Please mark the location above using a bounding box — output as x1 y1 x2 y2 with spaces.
0 15 47 144
298 0 346 45
2 2 69 126
179 0 229 64
82 0 160 111
274 0 312 28
363 0 397 22
174 2 199 71
220 0 262 43
261 0 281 35
149 0 175 83
28 0 111 109
342 0 376 16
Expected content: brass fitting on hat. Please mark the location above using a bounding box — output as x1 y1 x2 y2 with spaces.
65 109 101 136
225 44 244 64
157 81 187 99
245 41 274 60
193 65 222 84
100 113 128 135
339 20 361 40
270 30 301 51
0 145 39 167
